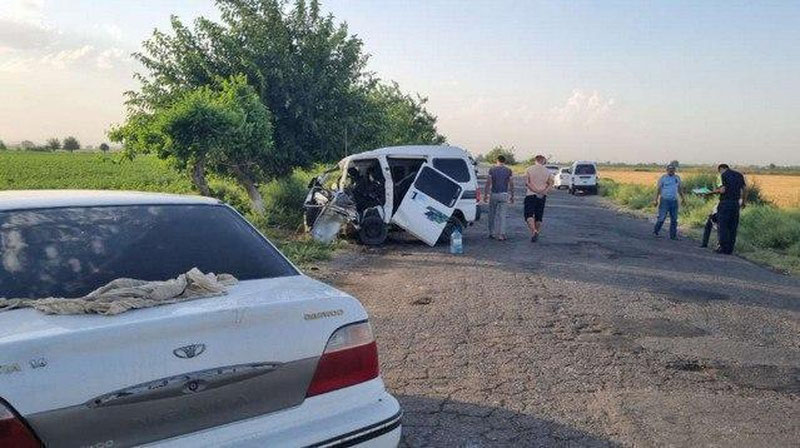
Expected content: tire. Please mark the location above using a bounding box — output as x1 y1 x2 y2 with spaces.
358 214 387 246
569 187 575 195
438 216 465 245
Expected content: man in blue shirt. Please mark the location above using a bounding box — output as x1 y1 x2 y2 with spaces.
653 164 686 240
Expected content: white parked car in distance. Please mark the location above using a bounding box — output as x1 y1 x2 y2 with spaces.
568 161 599 195
0 190 401 448
545 165 560 177
554 167 572 189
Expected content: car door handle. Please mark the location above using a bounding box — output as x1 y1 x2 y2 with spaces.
411 192 417 200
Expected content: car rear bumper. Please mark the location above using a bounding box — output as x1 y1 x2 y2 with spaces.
146 379 401 448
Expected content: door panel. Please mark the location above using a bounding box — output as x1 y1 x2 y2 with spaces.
390 164 463 246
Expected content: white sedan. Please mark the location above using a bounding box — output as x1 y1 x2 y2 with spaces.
0 190 401 448
554 168 572 189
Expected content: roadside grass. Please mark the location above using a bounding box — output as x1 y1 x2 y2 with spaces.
0 151 335 266
600 175 800 275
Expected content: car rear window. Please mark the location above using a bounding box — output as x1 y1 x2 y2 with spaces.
0 205 297 299
432 158 470 182
414 166 463 208
561 169 570 174
574 164 597 175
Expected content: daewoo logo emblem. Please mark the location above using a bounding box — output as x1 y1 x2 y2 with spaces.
173 344 206 359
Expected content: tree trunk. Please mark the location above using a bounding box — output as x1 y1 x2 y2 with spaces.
231 165 266 215
192 158 211 196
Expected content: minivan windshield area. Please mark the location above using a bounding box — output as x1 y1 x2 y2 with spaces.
0 205 297 299
574 164 597 175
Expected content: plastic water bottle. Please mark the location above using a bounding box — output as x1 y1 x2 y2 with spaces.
450 227 463 254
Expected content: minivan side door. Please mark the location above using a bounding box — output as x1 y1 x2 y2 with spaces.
390 163 463 246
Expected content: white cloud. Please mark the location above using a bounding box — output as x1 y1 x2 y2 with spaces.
95 47 127 70
548 89 616 127
1 0 45 26
39 45 95 68
95 24 124 42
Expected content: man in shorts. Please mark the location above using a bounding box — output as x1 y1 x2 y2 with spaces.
524 155 554 242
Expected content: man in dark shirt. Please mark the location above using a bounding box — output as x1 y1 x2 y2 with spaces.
713 164 746 254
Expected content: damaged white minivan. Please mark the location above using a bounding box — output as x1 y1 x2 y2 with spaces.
304 145 480 246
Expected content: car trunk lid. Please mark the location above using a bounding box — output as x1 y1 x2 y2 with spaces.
0 275 364 448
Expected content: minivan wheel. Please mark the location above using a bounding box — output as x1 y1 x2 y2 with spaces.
358 214 387 246
439 217 465 245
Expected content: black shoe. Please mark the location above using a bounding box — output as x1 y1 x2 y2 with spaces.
531 233 539 242
700 243 708 248
670 236 678 241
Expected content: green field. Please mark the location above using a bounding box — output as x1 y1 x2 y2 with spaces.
0 151 335 265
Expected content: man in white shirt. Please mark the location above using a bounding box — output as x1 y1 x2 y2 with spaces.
524 155 554 242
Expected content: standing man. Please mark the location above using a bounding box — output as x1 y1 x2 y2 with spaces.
524 155 553 242
653 163 686 240
484 155 514 240
713 163 746 254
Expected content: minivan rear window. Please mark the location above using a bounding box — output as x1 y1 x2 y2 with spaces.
432 158 470 182
574 164 597 175
0 205 297 299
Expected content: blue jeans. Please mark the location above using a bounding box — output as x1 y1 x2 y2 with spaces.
654 198 678 239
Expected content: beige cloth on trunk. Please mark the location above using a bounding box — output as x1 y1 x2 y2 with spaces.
0 268 238 316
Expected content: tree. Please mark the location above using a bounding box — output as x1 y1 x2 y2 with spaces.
356 82 445 151
20 140 36 150
112 75 276 213
46 138 61 151
99 143 110 153
63 136 81 152
119 0 444 174
0 139 6 150
484 146 517 165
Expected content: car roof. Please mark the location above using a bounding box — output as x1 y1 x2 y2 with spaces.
572 161 597 165
0 190 220 211
342 145 471 163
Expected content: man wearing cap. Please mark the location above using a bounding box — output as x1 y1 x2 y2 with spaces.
653 163 685 240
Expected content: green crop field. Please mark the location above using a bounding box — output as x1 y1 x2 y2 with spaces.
0 151 335 265
0 151 194 193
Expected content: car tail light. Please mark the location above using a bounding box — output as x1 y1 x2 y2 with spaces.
306 321 379 397
476 189 482 202
0 399 41 448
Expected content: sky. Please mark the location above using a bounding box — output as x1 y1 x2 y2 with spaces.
1 0 798 164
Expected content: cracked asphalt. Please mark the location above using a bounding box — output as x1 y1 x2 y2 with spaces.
311 182 800 447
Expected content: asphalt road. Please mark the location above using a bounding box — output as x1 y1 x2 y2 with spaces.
313 181 800 447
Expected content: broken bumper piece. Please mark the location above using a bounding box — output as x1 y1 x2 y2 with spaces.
310 191 358 244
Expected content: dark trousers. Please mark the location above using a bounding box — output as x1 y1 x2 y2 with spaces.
717 200 740 254
702 212 718 247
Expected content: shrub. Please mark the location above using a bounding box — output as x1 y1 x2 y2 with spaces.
682 172 718 192
209 178 252 216
259 167 319 230
744 179 769 205
738 206 800 251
